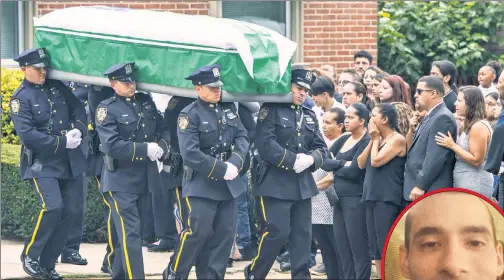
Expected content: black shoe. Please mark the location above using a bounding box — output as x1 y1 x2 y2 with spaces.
280 261 291 272
148 244 175 252
162 267 179 280
227 258 233 268
243 264 253 280
276 250 290 263
100 264 112 275
61 252 88 265
20 252 26 263
23 256 46 279
43 267 63 280
143 238 157 247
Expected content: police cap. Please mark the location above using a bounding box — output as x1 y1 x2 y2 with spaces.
103 62 136 83
14 48 49 68
185 64 224 88
292 68 316 90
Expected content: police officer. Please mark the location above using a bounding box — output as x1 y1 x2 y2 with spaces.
163 64 250 280
244 68 327 280
95 62 169 280
86 85 117 275
10 48 88 280
59 81 91 266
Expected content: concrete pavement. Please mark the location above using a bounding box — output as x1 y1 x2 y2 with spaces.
1 240 329 279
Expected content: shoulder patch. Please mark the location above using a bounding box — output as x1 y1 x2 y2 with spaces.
178 115 189 132
258 107 269 121
10 99 20 114
96 107 107 124
167 97 179 111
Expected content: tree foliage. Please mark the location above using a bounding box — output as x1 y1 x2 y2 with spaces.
1 68 24 144
378 1 504 89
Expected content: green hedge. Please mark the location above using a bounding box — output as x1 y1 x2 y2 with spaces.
1 144 108 242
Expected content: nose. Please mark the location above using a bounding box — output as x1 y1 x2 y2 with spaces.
438 242 468 277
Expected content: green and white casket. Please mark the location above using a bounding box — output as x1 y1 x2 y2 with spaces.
33 6 297 102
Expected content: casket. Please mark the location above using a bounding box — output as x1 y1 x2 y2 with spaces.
33 6 297 103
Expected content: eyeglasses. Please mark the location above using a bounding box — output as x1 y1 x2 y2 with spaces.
416 88 435 95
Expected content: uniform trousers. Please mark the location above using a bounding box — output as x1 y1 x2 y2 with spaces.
312 224 343 279
61 174 88 258
166 186 190 271
105 191 148 280
170 196 236 279
95 176 118 270
365 201 401 260
152 171 177 245
249 197 312 279
23 175 82 269
333 196 371 280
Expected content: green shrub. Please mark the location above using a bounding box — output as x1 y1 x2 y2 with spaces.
1 144 108 242
1 68 24 145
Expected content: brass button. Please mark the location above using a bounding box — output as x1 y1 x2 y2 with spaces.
140 158 143 160
136 157 139 160
281 166 284 168
53 110 56 113
145 135 147 138
59 120 63 124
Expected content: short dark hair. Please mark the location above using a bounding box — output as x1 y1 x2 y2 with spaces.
310 76 335 97
350 102 370 127
486 91 499 102
418 76 445 96
375 103 399 132
329 107 346 133
404 195 497 251
432 60 458 92
353 50 373 64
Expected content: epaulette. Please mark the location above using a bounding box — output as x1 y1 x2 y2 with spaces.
180 101 197 114
99 96 117 106
11 85 25 98
301 104 315 113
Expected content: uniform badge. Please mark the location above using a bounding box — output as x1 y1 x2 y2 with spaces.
167 98 179 111
178 116 189 132
125 64 132 74
96 107 107 123
258 107 269 121
212 67 220 78
10 99 20 114
305 71 313 82
38 49 46 58
226 112 237 120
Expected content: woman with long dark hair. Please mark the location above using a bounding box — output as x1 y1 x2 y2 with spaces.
321 103 371 280
431 60 458 113
379 75 411 106
436 86 494 198
357 103 406 278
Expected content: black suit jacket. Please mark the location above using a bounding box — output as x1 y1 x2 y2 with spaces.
403 102 457 201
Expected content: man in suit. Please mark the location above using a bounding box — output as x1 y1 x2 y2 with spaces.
404 76 457 202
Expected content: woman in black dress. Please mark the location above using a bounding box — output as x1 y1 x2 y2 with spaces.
321 103 371 280
358 103 407 278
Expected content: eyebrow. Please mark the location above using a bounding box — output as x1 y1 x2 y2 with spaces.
460 225 491 236
413 227 442 242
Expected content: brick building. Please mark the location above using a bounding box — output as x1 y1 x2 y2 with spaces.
1 1 378 72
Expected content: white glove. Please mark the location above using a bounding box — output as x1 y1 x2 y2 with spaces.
224 162 239 180
147 143 164 161
65 136 81 149
293 154 315 173
66 128 82 139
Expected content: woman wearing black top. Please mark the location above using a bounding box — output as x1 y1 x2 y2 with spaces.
321 103 371 280
357 103 407 278
430 60 458 113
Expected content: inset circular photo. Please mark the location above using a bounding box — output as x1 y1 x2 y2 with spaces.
382 188 504 280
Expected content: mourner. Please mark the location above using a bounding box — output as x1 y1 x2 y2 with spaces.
244 68 327 280
10 48 88 280
95 62 169 280
163 64 250 280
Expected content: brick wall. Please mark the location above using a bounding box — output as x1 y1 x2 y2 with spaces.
303 1 378 72
36 1 378 73
37 1 209 16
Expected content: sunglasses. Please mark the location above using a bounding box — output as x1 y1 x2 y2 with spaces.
416 88 435 95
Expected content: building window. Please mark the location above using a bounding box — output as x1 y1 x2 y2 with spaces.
1 1 19 59
222 1 290 38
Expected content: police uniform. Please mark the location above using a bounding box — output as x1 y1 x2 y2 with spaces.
10 48 88 280
95 62 169 280
164 65 250 280
244 69 327 280
60 81 92 265
87 85 117 274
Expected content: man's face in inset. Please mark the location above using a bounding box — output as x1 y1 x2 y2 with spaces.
399 192 504 280
353 57 370 77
